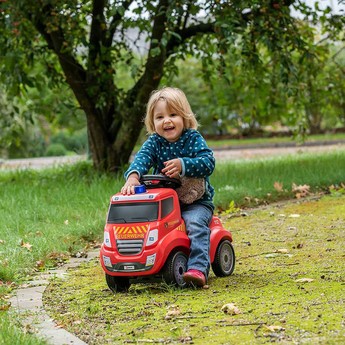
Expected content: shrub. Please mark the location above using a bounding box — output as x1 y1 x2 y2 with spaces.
45 143 67 157
50 128 88 153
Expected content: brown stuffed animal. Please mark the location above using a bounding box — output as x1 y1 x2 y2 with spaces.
176 176 205 204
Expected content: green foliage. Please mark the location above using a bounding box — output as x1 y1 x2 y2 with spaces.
50 128 88 154
44 143 67 157
0 0 344 170
221 200 241 216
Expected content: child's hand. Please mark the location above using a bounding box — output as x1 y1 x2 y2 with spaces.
162 159 181 178
121 173 140 195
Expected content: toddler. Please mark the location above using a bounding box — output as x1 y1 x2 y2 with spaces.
121 87 215 287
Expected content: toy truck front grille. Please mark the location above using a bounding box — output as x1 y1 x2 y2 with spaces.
116 239 144 255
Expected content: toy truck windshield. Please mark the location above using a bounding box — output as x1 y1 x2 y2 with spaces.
107 202 159 223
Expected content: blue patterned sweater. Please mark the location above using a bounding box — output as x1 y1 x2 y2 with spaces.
125 129 215 210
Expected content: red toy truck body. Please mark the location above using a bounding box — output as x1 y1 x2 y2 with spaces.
100 176 235 292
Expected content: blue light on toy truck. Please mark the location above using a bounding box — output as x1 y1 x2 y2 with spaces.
134 185 146 193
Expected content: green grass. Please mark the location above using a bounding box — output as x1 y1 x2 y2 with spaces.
0 312 48 345
1 151 345 283
212 150 345 209
1 150 345 344
0 162 121 283
43 195 345 344
206 132 345 149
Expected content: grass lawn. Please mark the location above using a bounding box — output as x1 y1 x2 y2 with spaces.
1 148 345 344
43 195 345 344
206 132 345 149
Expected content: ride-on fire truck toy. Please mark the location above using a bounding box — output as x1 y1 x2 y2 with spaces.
100 175 235 292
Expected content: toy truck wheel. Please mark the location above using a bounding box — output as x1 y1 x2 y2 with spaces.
105 274 131 293
162 251 188 288
212 240 235 277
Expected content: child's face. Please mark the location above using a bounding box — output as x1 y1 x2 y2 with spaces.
153 99 184 142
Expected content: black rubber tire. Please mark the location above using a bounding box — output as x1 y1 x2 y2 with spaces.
105 274 131 293
162 251 188 288
212 240 235 277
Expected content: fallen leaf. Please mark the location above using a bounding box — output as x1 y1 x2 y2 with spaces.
0 239 5 245
292 183 310 198
165 305 181 319
20 240 32 251
274 181 284 192
295 278 314 283
276 248 289 254
0 302 11 311
221 303 241 315
264 325 285 332
35 260 45 269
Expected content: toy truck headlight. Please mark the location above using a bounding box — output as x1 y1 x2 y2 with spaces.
103 231 112 248
146 229 158 246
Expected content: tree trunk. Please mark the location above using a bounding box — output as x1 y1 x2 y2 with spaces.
305 78 323 134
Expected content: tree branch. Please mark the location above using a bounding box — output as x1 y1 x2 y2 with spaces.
126 0 169 107
31 5 86 84
105 0 133 48
166 22 215 56
166 0 296 56
88 0 107 72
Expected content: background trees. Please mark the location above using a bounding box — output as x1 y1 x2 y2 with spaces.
0 1 344 171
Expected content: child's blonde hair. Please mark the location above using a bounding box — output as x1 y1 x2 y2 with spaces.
144 87 199 134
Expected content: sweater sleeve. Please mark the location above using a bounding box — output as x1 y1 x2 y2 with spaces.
124 136 157 180
180 132 215 178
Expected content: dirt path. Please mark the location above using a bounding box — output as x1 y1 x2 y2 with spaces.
2 143 345 170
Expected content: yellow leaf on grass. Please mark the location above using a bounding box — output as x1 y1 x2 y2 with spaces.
20 241 32 251
221 303 241 315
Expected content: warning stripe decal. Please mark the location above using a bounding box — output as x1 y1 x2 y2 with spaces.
114 224 149 234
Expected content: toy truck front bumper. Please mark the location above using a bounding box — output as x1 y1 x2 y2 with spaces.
100 232 189 277
100 246 158 274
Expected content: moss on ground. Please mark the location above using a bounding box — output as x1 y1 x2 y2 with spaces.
43 195 345 344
